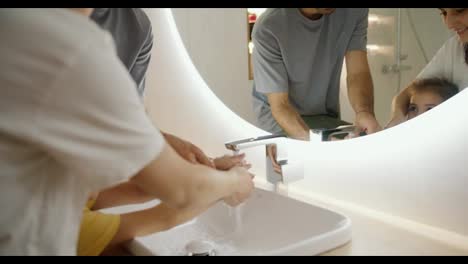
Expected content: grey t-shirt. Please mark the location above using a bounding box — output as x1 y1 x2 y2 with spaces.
91 8 153 97
251 8 368 134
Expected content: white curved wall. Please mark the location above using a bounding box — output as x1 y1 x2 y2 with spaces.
170 8 255 125
143 9 468 245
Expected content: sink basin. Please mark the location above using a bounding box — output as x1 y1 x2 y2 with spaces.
123 188 352 256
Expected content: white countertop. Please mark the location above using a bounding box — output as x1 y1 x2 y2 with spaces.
321 206 468 256
109 183 468 256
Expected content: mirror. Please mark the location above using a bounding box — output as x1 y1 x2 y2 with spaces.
170 8 452 136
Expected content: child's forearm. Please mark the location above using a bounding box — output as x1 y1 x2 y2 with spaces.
92 182 156 210
108 202 213 247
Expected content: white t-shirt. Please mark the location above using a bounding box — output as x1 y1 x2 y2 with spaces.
0 9 165 255
417 35 468 90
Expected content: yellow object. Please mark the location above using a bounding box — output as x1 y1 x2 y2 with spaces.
77 199 120 256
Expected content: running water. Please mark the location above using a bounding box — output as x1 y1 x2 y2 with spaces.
228 150 245 234
228 203 244 234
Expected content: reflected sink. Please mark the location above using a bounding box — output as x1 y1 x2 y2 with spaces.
125 188 352 256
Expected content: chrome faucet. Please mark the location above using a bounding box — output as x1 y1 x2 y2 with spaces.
225 134 286 152
310 125 360 141
223 126 361 188
225 134 299 185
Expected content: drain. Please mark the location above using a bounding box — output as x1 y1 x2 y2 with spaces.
185 240 216 256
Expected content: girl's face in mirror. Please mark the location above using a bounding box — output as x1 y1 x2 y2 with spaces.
407 90 444 120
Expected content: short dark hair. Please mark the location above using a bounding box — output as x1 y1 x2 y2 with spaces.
464 43 468 65
410 77 459 101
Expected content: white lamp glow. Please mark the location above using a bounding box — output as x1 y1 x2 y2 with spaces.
368 14 380 23
248 41 254 54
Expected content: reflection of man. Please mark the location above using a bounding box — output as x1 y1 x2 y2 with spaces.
91 8 214 165
252 8 381 140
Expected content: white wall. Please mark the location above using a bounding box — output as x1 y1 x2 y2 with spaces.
171 8 255 124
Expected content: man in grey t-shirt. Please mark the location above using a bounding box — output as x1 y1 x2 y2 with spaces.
252 8 381 140
90 8 215 167
91 8 153 97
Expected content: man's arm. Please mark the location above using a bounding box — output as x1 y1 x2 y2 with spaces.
345 50 381 134
267 92 310 140
251 20 302 138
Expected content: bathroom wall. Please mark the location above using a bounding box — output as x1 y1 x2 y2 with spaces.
170 8 255 124
170 8 451 128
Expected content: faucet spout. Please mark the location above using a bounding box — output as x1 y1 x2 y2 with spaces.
225 134 286 152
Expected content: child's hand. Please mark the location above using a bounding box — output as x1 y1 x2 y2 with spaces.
213 153 252 171
223 166 255 207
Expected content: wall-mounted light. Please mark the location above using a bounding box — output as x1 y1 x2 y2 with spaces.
247 8 267 18
368 14 380 24
249 41 254 54
368 13 394 27
366 44 393 56
366 44 380 52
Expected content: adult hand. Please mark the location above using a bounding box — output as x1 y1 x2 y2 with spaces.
384 113 407 129
163 132 215 168
354 111 382 135
213 153 252 171
266 144 282 174
223 167 255 207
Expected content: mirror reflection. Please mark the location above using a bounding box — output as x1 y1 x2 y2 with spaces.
172 8 465 141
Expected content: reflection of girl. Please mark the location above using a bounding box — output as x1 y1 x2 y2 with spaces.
405 78 459 120
387 8 468 128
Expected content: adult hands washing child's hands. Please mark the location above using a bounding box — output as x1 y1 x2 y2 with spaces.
213 153 252 171
214 153 255 207
223 166 255 207
163 132 215 168
162 134 255 207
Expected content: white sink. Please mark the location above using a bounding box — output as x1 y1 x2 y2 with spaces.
124 188 352 256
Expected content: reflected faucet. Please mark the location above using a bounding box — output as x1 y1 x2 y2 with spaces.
310 125 360 141
225 134 302 186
